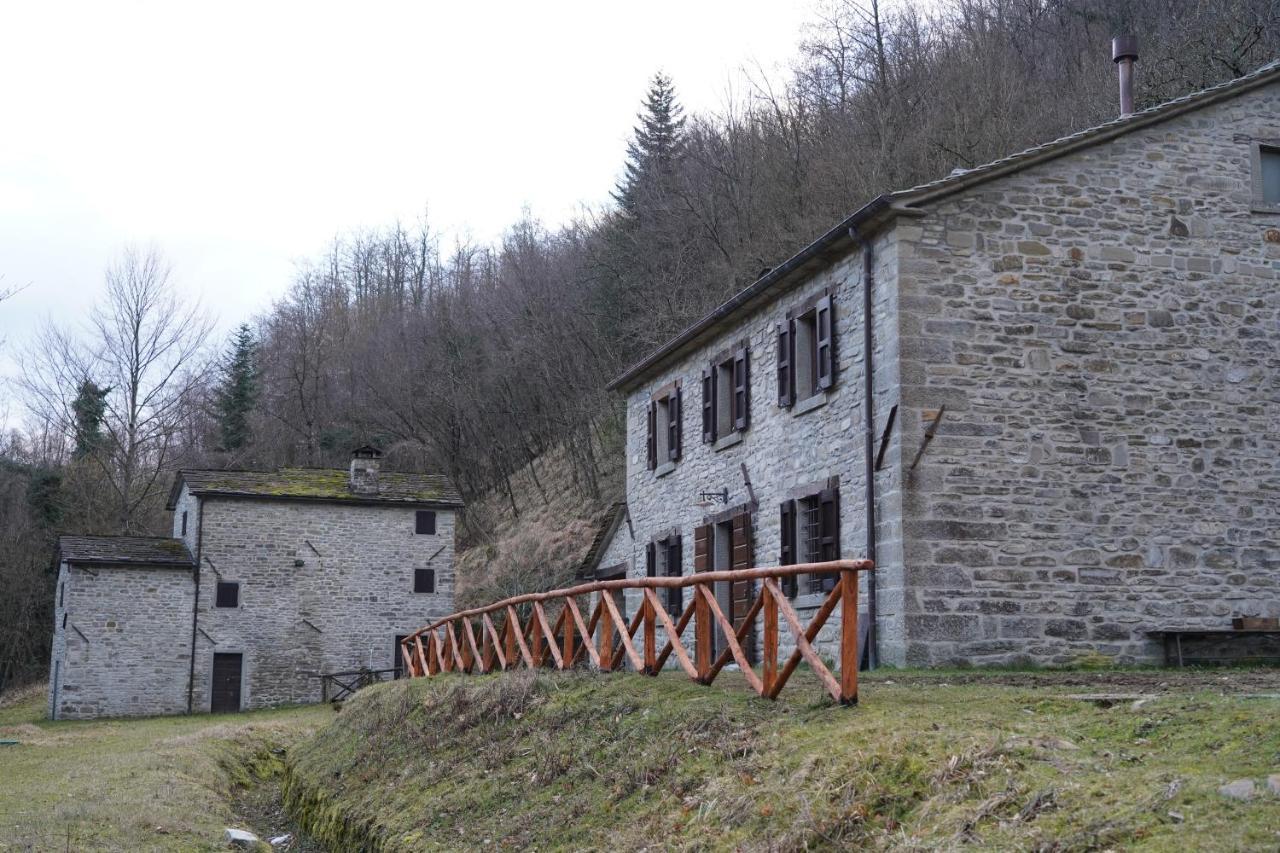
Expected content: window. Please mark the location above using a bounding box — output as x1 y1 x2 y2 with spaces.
1254 143 1280 210
415 510 437 535
646 534 683 617
702 347 750 444
58 582 64 608
779 483 840 597
414 568 436 593
181 511 188 536
646 383 682 471
215 581 240 608
777 293 835 407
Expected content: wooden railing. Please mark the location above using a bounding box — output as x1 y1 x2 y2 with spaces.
319 667 399 702
400 559 873 704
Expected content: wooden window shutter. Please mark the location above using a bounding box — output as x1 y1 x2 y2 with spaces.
817 486 841 592
730 512 755 664
666 535 684 616
645 541 656 577
646 401 656 470
701 369 714 444
776 321 794 407
779 499 797 597
668 388 682 462
693 524 711 573
733 348 749 431
816 295 835 390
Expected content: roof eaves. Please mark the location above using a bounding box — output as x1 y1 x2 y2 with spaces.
189 489 464 509
607 195 895 392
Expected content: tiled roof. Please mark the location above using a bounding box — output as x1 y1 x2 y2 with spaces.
609 58 1280 392
167 467 464 509
57 535 194 567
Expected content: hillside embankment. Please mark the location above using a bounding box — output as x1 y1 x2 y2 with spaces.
281 668 1280 851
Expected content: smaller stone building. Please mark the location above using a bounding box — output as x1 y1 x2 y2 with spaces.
48 448 461 720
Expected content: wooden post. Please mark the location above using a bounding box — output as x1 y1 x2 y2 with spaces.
762 586 778 697
530 606 545 667
642 594 656 674
840 567 859 704
694 578 712 683
598 594 614 672
560 604 574 669
504 612 517 669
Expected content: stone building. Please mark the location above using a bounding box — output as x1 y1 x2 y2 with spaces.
48 447 461 719
597 60 1280 668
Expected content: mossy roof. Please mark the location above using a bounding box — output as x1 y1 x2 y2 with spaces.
167 467 463 509
57 535 195 568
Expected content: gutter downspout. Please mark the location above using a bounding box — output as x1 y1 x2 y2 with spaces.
850 225 880 670
186 499 204 714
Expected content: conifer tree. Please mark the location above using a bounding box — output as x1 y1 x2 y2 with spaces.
613 72 686 216
71 379 109 459
215 323 258 452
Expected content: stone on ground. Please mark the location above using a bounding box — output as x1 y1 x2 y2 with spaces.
1218 779 1255 801
224 827 260 847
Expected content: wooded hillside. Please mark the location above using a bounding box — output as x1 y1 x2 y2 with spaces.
4 0 1279 689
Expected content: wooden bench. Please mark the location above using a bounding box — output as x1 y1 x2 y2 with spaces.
1147 629 1280 667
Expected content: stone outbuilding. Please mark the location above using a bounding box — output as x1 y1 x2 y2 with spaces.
48 447 461 719
602 60 1280 668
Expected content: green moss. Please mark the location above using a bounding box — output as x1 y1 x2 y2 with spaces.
200 468 448 501
284 670 1280 851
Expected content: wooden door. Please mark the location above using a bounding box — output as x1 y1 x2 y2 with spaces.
211 653 243 713
730 512 755 664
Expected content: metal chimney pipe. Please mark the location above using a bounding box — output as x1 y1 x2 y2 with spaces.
1112 35 1139 116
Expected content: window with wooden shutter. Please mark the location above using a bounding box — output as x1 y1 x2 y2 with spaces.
669 387 682 461
645 541 656 577
779 500 797 597
215 581 240 608
733 348 749 431
701 369 714 444
415 510 436 535
730 512 755 661
776 321 794 407
816 295 835 390
646 401 657 470
816 486 840 592
665 535 683 616
414 568 436 593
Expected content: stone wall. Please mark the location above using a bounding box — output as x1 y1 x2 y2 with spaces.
895 80 1280 665
622 229 904 665
48 561 194 720
185 489 457 711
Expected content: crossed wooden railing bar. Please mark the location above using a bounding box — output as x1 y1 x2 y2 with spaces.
400 559 873 704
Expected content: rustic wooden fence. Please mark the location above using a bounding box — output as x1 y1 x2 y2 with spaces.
400 559 873 704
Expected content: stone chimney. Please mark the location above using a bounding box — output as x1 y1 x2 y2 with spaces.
349 445 382 495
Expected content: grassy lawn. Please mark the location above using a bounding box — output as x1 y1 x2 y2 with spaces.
285 668 1280 851
0 685 333 852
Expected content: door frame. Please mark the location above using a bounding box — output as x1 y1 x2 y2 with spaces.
207 650 247 713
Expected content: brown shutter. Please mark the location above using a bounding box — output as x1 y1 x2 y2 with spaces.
818 486 840 592
701 369 714 443
779 500 797 597
816 295 835 390
669 387 682 462
645 541 656 577
776 321 793 407
733 348 750 431
730 512 755 663
667 535 684 616
646 401 656 470
693 524 711 572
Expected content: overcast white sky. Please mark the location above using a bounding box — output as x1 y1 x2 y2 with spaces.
0 0 814 423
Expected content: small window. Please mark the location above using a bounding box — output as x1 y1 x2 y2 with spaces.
414 568 436 593
1252 143 1280 210
59 582 64 608
645 384 682 470
645 535 683 616
181 511 188 536
415 510 437 535
702 347 750 444
778 294 835 407
215 582 239 608
779 484 840 597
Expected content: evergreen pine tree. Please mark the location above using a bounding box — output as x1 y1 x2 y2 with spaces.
215 323 258 452
71 379 110 459
612 72 686 216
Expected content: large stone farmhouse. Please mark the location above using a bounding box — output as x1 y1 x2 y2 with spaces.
48 448 460 719
589 60 1280 668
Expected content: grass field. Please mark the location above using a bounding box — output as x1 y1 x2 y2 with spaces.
0 684 332 852
3 668 1279 851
